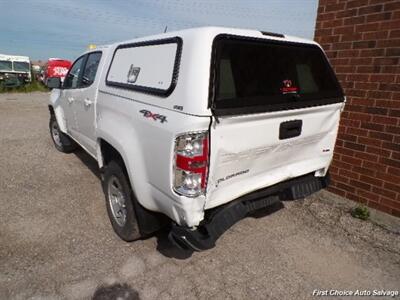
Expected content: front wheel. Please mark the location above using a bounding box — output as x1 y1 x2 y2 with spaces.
49 114 77 153
102 160 141 241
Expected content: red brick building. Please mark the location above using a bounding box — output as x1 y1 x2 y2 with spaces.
314 0 400 217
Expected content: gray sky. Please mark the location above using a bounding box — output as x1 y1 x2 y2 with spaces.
0 0 318 60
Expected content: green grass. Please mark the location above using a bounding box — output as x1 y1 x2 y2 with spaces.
0 78 49 93
351 205 370 221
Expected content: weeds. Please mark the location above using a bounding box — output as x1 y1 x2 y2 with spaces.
0 78 49 93
351 205 370 221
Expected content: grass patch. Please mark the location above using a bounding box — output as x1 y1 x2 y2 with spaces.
0 78 49 93
351 205 370 221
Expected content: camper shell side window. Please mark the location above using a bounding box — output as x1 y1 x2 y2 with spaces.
106 37 183 97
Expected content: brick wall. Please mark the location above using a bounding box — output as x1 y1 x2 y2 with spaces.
314 0 400 217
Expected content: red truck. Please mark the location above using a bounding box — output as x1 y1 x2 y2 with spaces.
42 58 72 86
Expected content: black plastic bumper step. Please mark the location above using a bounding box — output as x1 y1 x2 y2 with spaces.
169 173 329 251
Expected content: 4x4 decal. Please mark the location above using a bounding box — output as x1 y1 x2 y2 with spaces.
139 109 167 123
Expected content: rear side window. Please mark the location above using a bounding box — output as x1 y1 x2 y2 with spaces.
106 37 182 97
211 35 344 115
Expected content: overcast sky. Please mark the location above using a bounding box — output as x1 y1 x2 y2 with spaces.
0 0 318 60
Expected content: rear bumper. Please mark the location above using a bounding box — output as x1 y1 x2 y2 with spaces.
169 172 329 251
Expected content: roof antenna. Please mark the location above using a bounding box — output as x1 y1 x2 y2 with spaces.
164 26 168 33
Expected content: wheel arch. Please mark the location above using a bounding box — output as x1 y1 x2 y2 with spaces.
48 104 67 133
97 138 126 170
48 105 55 115
48 89 68 133
97 137 169 236
96 136 145 197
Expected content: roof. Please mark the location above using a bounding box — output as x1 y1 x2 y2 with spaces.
49 58 69 61
0 54 30 62
110 26 318 47
78 27 318 59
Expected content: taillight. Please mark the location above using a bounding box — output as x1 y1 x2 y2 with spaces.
173 131 209 197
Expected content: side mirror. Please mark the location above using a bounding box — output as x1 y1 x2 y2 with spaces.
46 77 61 89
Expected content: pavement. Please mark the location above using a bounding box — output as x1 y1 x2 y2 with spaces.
0 92 399 300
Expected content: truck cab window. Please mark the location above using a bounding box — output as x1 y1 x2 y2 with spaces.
0 60 13 71
13 62 30 72
81 52 102 88
64 56 85 89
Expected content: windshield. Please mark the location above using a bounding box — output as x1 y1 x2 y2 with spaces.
0 60 13 71
13 61 30 72
212 36 344 114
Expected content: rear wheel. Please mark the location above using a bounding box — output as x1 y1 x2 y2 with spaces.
49 114 77 153
102 160 141 241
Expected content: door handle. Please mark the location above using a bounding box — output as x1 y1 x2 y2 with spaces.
67 97 74 104
83 98 93 107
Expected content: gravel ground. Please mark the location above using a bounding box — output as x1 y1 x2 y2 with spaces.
0 92 399 300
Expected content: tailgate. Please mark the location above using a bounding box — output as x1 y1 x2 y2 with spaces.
206 103 341 209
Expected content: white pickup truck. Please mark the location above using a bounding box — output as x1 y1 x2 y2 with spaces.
48 27 344 251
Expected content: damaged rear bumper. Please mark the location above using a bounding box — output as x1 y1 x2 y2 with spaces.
168 172 329 251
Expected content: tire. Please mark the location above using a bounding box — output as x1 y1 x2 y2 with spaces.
49 114 77 153
102 160 141 241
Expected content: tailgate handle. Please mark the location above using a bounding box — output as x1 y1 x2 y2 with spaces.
279 120 302 140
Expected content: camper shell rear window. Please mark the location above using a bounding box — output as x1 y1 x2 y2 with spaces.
106 37 182 97
210 34 344 116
